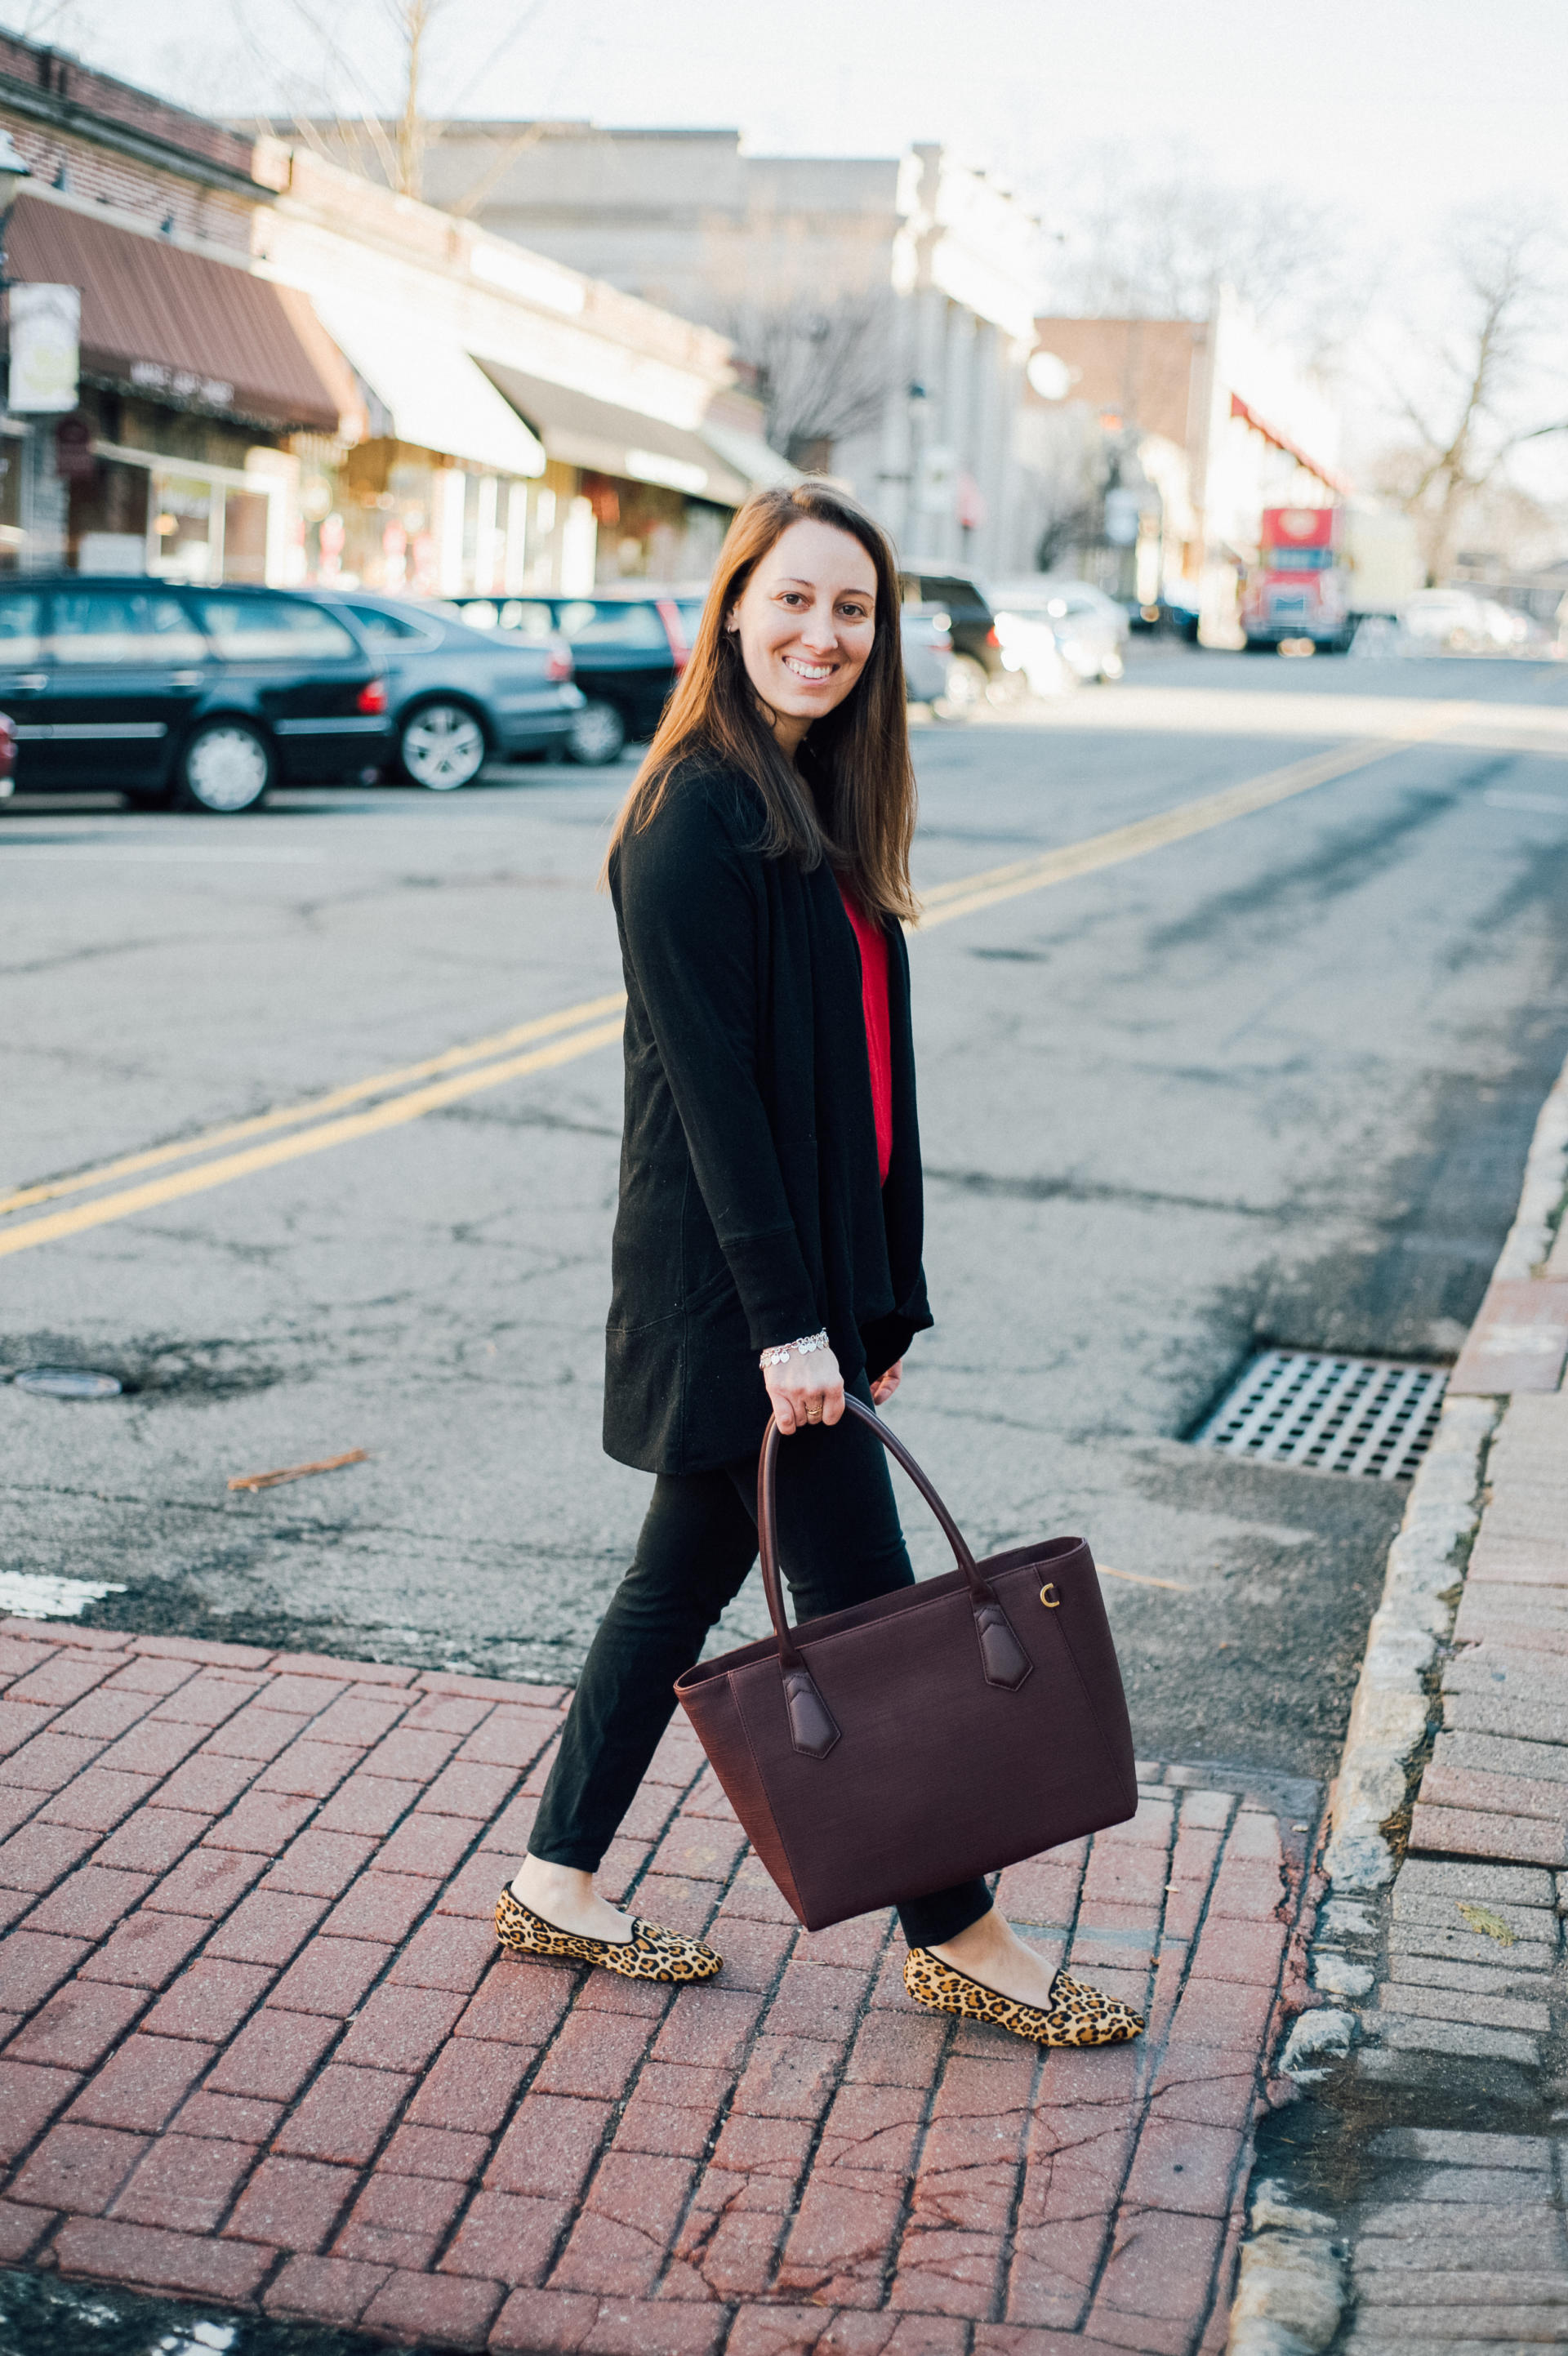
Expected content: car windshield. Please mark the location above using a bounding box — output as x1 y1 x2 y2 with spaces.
348 605 436 643
917 577 989 617
194 595 358 662
51 589 208 664
481 600 555 638
554 600 667 649
0 590 46 663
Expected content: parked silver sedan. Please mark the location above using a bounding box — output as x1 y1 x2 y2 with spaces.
901 601 957 708
989 578 1128 684
319 592 585 790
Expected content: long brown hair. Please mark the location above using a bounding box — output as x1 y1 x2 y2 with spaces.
604 482 918 922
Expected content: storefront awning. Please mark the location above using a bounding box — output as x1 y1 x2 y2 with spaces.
6 194 352 434
479 359 750 506
310 293 546 479
698 419 800 493
1229 393 1352 498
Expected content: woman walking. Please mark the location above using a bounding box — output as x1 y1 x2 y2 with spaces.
497 483 1140 2048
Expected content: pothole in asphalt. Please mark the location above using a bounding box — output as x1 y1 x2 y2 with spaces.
2 1334 284 1402
1192 1347 1448 1482
12 1366 122 1398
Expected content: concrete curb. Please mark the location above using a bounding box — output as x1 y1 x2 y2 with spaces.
1228 2181 1346 2356
1321 1050 1568 1900
1224 1049 1568 2353
1319 1391 1496 1895
1494 1059 1568 1280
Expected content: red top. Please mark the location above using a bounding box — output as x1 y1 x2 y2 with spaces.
838 884 893 1183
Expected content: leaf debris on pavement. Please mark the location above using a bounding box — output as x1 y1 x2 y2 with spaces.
1455 1899 1516 1946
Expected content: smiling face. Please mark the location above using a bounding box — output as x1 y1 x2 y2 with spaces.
727 517 879 755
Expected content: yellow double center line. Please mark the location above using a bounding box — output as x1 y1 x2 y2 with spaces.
0 732 1438 1259
0 996 627 1259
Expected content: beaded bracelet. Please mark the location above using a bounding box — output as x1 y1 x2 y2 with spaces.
759 1328 830 1370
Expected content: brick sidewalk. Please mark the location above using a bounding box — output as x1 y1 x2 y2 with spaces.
0 1618 1318 2354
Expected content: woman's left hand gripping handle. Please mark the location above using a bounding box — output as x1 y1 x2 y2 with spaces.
764 1343 846 1435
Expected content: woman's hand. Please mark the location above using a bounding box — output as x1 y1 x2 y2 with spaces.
870 1359 902 1407
764 1343 845 1436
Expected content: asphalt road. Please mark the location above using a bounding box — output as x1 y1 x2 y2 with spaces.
5 647 1568 1788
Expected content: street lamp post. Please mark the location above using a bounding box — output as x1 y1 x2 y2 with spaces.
0 128 30 562
0 126 33 287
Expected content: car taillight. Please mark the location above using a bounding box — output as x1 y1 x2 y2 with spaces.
656 597 691 670
986 626 1000 648
545 648 572 681
357 679 388 714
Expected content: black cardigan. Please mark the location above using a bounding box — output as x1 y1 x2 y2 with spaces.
603 757 933 1473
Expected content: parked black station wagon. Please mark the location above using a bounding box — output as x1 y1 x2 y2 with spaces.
0 578 394 813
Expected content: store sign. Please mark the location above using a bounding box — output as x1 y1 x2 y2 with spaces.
130 359 235 409
9 283 79 412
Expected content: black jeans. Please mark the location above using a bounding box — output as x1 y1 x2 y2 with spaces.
531 1374 992 1949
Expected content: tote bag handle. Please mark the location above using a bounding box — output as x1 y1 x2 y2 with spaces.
756 1397 1032 1757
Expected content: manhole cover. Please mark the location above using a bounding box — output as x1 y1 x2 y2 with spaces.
1193 1348 1446 1481
12 1366 123 1399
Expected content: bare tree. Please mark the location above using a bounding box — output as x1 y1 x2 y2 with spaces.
0 0 88 41
1371 207 1561 581
1040 140 1369 353
718 292 896 468
229 0 541 202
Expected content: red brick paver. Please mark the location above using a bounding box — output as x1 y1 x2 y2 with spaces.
0 1620 1312 2349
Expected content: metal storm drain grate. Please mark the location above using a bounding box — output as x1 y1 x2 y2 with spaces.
1193 1348 1448 1482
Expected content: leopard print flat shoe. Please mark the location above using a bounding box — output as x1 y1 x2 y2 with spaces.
495 1886 721 1983
904 1946 1143 2046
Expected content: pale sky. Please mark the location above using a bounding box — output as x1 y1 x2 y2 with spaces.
20 0 1566 231
9 0 1567 507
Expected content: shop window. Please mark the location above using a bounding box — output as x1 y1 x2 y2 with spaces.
71 457 151 577
0 588 43 659
152 471 218 581
0 436 24 569
51 588 207 665
192 593 357 663
223 489 270 586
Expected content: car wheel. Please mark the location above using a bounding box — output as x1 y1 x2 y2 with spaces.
567 698 628 765
400 701 488 791
176 720 272 813
942 655 989 709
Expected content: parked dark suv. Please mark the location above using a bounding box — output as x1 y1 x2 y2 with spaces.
450 590 703 764
898 567 1004 706
0 578 392 813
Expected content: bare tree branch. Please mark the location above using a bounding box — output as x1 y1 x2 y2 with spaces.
1370 205 1561 580
715 292 897 463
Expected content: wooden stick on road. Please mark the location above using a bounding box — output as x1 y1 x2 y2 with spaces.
1097 1563 1193 1593
227 1449 370 1494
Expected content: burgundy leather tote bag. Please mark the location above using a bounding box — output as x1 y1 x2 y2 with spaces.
674 1398 1138 1931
